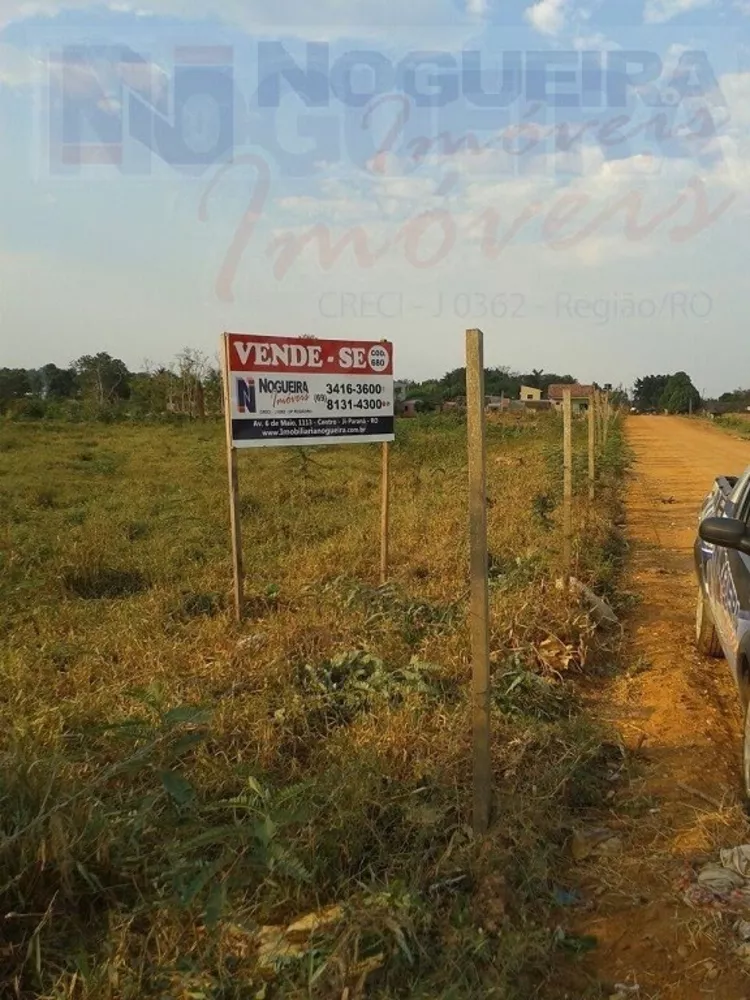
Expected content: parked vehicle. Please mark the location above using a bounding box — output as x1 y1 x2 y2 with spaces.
695 467 750 794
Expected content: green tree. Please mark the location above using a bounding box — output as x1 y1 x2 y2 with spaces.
74 353 131 406
520 371 576 394
0 369 31 413
439 368 466 400
633 374 670 411
484 367 521 398
719 388 750 405
174 348 214 417
609 386 630 408
407 380 445 411
660 372 701 414
32 363 78 399
202 366 223 416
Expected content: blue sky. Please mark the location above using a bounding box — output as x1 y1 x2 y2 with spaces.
0 0 749 392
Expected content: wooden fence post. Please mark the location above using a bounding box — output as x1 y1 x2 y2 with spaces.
466 328 491 835
603 392 611 446
588 393 596 502
563 388 573 579
596 388 604 449
221 335 245 623
380 442 390 585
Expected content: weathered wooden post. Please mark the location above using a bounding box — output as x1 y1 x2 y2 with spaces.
563 388 573 580
603 392 611 447
466 328 491 835
380 442 390 585
221 336 245 623
588 392 596 502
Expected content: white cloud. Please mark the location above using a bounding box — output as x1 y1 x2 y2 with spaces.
525 0 568 36
643 0 714 25
0 0 485 41
719 71 750 128
554 232 661 266
0 42 41 83
572 32 620 50
267 116 742 275
277 193 380 222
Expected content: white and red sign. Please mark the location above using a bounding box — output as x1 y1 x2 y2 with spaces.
224 333 395 448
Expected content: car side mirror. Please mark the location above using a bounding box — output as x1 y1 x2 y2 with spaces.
699 517 750 556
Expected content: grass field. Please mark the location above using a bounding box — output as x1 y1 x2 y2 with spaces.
0 412 626 999
711 412 750 439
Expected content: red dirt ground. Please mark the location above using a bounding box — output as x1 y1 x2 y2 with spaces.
573 417 750 999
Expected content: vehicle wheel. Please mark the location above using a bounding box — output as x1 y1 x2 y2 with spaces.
743 703 750 802
696 587 723 658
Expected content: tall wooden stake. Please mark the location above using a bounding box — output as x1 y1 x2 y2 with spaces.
588 393 596 502
380 442 390 585
221 335 245 623
596 388 604 449
563 388 573 579
603 392 611 446
466 328 491 835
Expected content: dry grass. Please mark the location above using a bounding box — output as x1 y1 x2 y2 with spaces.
0 413 626 999
708 412 750 439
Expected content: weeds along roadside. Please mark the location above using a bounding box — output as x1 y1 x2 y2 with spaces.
704 412 750 440
0 412 628 999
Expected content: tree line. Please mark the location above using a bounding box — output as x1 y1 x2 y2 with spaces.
4 353 731 421
632 373 703 414
1 357 626 421
399 367 627 410
0 350 223 421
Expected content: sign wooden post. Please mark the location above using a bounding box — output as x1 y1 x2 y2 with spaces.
563 388 573 579
222 336 245 623
588 393 596 502
221 333 396 622
466 328 492 835
380 442 390 585
603 392 611 446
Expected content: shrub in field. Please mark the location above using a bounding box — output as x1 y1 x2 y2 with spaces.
8 396 47 420
492 657 579 721
286 650 458 731
530 492 557 530
336 580 459 648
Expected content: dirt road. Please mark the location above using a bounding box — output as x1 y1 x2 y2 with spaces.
579 417 750 999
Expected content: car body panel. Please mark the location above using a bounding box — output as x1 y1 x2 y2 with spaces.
694 467 750 696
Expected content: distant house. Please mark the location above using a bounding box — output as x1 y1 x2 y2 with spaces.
401 399 421 417
515 385 555 413
525 399 555 412
520 385 542 402
442 399 466 413
394 381 410 404
547 383 595 414
507 398 554 413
